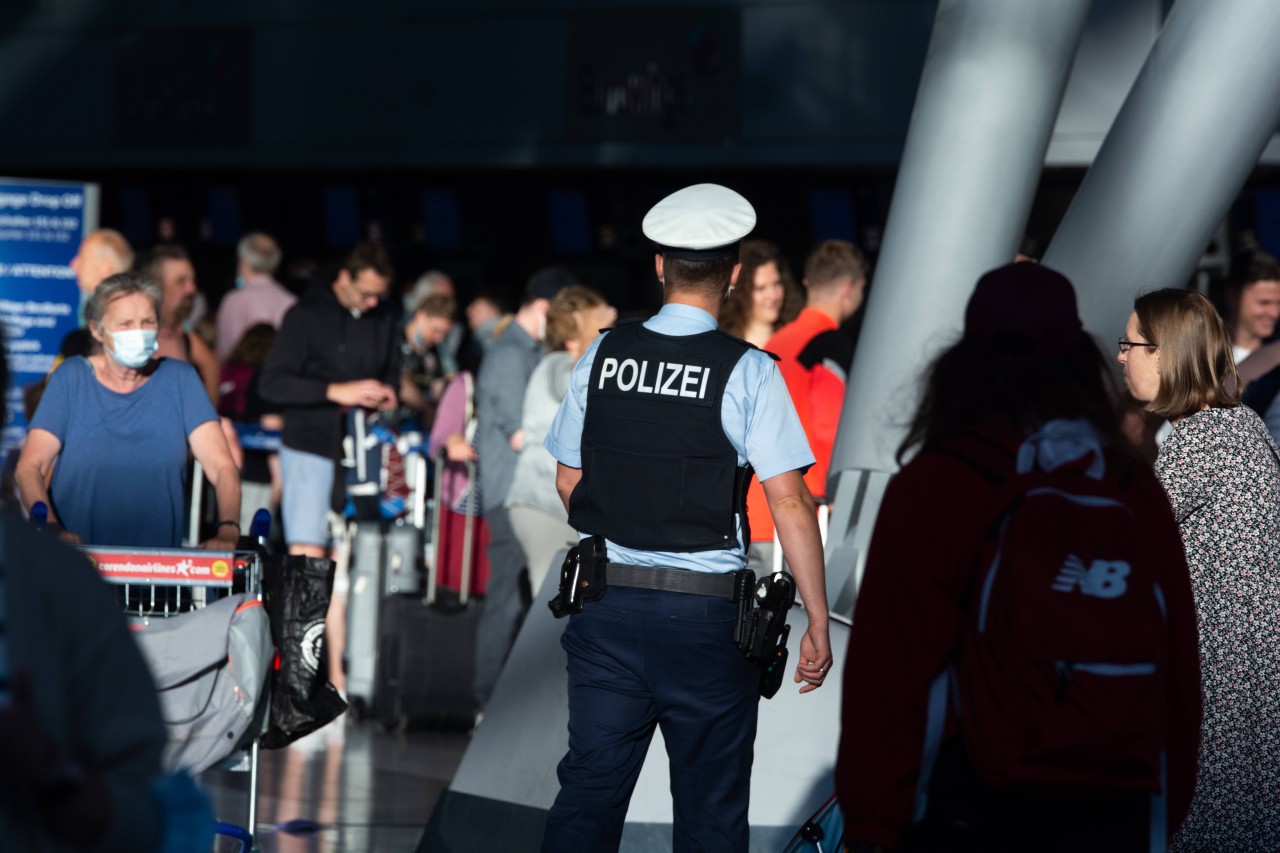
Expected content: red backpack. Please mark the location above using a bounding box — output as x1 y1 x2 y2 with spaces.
948 421 1169 792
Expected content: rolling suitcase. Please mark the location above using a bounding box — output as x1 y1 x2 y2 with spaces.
344 443 430 719
375 458 482 731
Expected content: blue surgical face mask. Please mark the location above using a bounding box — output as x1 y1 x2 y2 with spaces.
108 328 158 369
234 275 246 290
412 329 426 351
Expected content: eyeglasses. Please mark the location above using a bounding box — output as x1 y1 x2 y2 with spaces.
1117 339 1158 354
348 280 385 305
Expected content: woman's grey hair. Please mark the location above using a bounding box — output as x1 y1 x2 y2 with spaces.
85 272 162 328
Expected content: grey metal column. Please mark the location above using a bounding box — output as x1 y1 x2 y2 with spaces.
824 0 1093 619
1043 0 1280 341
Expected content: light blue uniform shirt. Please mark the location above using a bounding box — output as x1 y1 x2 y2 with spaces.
544 302 815 573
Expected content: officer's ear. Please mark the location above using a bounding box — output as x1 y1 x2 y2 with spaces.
654 254 665 285
724 262 743 301
727 261 747 297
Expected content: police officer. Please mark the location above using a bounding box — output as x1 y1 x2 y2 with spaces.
541 184 832 851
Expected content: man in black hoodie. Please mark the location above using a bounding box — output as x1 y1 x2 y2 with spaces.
261 242 400 692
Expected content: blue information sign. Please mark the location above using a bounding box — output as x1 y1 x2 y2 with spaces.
0 178 97 454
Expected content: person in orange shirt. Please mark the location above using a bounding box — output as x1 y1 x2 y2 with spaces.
747 240 868 569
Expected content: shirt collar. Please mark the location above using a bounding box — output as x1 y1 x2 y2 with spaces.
655 302 717 332
503 318 541 350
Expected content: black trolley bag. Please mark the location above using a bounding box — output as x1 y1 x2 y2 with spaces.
375 455 482 730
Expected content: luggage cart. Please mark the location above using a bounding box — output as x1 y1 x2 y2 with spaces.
189 425 281 549
83 540 269 849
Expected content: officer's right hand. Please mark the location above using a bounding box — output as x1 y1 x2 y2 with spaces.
795 623 832 694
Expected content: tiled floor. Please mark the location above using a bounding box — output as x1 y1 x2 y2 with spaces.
202 717 469 852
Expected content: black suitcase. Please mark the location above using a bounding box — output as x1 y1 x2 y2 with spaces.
376 593 480 730
375 458 482 731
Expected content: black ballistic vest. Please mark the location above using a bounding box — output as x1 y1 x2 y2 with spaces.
568 320 754 552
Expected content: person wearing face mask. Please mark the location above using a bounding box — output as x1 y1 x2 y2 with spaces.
15 272 242 549
399 292 457 425
215 232 296 364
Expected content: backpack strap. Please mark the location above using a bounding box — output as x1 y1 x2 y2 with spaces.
929 434 1021 541
929 432 1015 484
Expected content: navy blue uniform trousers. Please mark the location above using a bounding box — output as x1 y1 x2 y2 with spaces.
542 585 759 852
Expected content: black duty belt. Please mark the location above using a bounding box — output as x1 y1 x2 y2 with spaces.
606 562 737 599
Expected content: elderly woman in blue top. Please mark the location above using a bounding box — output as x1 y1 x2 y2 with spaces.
16 272 241 548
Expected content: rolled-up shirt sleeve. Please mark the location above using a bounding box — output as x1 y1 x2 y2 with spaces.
735 352 815 483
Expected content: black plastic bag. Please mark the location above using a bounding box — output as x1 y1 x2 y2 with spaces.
260 555 348 748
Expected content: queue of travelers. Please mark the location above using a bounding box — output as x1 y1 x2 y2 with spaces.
10 199 1280 852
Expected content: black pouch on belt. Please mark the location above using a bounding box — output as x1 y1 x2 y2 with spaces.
548 535 608 618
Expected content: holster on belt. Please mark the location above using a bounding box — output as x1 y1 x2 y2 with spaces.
736 571 798 699
548 535 608 619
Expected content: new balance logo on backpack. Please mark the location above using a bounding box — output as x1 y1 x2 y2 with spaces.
1052 555 1130 598
935 420 1169 795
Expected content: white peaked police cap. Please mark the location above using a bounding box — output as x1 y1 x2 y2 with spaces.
642 183 757 261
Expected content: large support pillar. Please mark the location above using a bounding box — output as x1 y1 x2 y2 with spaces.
824 0 1093 618
1043 0 1280 341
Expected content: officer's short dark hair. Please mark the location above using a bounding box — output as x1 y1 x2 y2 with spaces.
665 255 738 301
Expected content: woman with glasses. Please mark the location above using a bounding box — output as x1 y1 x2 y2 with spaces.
1118 288 1280 851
